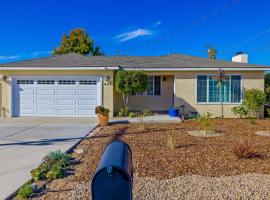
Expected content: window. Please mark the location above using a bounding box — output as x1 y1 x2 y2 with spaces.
79 80 97 85
197 75 241 103
133 76 161 96
37 80 55 84
147 76 161 96
58 80 75 85
17 80 34 84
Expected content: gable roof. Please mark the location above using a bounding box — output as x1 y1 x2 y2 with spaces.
0 53 269 71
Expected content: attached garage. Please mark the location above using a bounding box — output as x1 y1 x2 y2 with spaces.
12 76 102 117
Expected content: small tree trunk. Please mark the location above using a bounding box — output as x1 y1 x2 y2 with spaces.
122 93 130 108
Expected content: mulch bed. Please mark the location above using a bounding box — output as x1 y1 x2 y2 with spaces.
32 119 270 199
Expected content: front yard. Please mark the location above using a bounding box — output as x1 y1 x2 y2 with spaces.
30 119 270 199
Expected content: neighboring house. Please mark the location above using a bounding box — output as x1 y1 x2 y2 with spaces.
0 52 268 118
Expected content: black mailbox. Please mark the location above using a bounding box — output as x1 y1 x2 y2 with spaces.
91 140 133 200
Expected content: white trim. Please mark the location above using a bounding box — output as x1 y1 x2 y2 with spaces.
196 74 242 105
0 67 269 71
0 67 119 70
122 67 270 71
10 77 13 117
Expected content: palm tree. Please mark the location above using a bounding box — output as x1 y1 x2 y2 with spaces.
208 48 217 59
213 68 229 118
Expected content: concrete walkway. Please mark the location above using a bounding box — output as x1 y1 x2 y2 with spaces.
0 117 97 200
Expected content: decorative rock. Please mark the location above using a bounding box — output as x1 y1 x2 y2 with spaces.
255 131 270 137
74 148 85 154
187 130 224 137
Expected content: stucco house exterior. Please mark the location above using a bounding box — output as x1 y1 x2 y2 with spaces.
0 52 268 118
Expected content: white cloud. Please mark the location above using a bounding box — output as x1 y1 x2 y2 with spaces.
0 55 21 60
116 28 153 42
154 21 162 27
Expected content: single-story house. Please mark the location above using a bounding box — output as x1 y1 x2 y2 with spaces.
0 52 268 118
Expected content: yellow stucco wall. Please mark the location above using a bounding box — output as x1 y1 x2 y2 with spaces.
174 71 265 118
0 70 114 117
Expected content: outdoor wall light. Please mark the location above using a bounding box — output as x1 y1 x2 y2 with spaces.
104 76 112 85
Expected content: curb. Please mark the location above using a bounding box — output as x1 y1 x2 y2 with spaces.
5 124 98 200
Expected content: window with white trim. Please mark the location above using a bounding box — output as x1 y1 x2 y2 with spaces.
133 76 161 96
197 75 241 103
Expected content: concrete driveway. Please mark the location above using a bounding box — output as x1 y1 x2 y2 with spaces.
0 117 97 199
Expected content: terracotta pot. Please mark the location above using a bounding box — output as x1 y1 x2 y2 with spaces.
97 114 109 126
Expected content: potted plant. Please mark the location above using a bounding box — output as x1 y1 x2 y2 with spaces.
95 106 110 126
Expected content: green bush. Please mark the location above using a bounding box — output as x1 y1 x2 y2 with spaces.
118 107 129 117
142 109 152 117
43 150 71 167
128 112 138 118
31 150 71 181
46 164 65 180
243 89 266 118
17 182 33 199
31 163 50 181
95 106 110 115
197 111 212 134
231 105 248 118
232 89 266 119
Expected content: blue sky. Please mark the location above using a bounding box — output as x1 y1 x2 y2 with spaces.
1 0 270 65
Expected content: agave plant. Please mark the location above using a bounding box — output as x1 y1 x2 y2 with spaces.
213 68 229 118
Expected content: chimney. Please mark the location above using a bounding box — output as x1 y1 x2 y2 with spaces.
232 52 248 63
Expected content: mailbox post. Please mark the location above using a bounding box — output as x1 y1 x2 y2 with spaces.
91 140 133 200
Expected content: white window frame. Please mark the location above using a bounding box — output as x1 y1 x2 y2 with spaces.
196 74 242 105
134 75 162 96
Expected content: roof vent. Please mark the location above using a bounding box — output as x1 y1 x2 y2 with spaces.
232 52 248 63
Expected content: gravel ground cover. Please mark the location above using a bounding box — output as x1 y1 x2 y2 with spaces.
30 119 270 199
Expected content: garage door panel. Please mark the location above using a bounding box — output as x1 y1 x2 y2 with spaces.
57 109 76 116
78 99 97 105
78 109 95 115
13 76 101 117
37 89 55 95
20 89 35 95
57 100 76 105
20 109 35 115
37 109 55 115
37 99 55 105
79 89 97 95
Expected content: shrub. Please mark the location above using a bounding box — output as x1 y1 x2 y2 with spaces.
167 131 176 150
267 108 270 117
46 164 65 180
31 163 50 181
232 138 251 159
17 182 33 199
31 150 71 181
142 109 152 117
243 89 266 118
231 105 248 118
128 112 138 118
197 111 212 134
118 107 129 117
95 106 110 115
43 150 71 168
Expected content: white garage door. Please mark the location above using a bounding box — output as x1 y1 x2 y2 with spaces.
12 76 102 117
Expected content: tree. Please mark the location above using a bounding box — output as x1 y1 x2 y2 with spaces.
213 68 229 118
53 28 103 56
115 70 148 107
208 48 217 59
265 73 270 102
